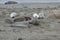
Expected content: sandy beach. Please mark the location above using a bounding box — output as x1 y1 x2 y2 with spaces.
0 3 60 40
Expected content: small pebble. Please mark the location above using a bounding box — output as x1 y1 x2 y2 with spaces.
18 38 22 40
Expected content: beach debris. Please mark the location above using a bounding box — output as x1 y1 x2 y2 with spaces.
24 16 31 21
5 12 40 27
10 12 18 18
11 21 29 28
38 13 45 19
29 18 40 25
33 13 39 18
14 16 31 22
31 19 40 25
33 12 45 19
13 17 25 22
